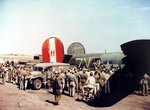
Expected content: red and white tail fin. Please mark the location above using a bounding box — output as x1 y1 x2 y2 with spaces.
42 37 64 63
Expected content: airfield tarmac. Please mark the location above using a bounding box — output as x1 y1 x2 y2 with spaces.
0 80 150 110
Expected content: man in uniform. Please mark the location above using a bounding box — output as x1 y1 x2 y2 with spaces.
52 72 62 105
84 72 96 99
59 70 66 93
141 74 150 96
1 67 6 85
8 68 12 83
68 70 77 97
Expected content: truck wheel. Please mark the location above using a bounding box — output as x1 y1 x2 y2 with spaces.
33 79 42 90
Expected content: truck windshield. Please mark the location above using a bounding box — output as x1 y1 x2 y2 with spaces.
33 66 43 71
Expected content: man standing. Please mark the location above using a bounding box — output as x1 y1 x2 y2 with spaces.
1 67 6 85
20 68 26 90
68 70 77 97
52 73 62 105
141 74 150 96
59 70 66 93
8 68 12 83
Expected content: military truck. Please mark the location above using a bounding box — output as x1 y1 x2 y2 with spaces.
26 62 73 90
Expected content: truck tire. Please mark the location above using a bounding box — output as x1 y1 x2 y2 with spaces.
33 79 42 90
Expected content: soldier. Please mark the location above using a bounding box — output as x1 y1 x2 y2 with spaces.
20 75 24 90
1 68 6 85
74 69 81 98
20 68 26 90
66 69 71 93
68 70 77 97
80 69 88 100
18 67 22 86
8 68 12 83
52 73 62 105
43 69 48 89
141 74 150 96
84 72 96 99
94 70 100 92
80 69 88 86
59 70 66 93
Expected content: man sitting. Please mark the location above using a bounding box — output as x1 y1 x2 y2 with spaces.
83 72 96 100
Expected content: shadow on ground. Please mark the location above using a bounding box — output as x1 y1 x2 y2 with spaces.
45 100 56 105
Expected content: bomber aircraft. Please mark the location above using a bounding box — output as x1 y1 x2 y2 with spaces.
42 37 124 69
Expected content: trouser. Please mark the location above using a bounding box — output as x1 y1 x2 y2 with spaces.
54 94 61 103
24 80 28 90
105 81 110 93
8 77 11 83
62 79 65 92
15 76 18 84
69 82 76 97
142 84 149 95
95 83 99 92
43 82 47 89
2 78 5 84
20 80 24 90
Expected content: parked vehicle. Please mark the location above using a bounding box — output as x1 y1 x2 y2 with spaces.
26 62 73 90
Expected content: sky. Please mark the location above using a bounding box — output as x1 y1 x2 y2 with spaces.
0 0 150 55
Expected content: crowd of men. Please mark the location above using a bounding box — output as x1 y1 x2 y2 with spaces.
0 61 32 90
50 60 118 104
0 60 150 105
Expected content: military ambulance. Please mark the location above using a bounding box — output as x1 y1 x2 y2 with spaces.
26 62 73 90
